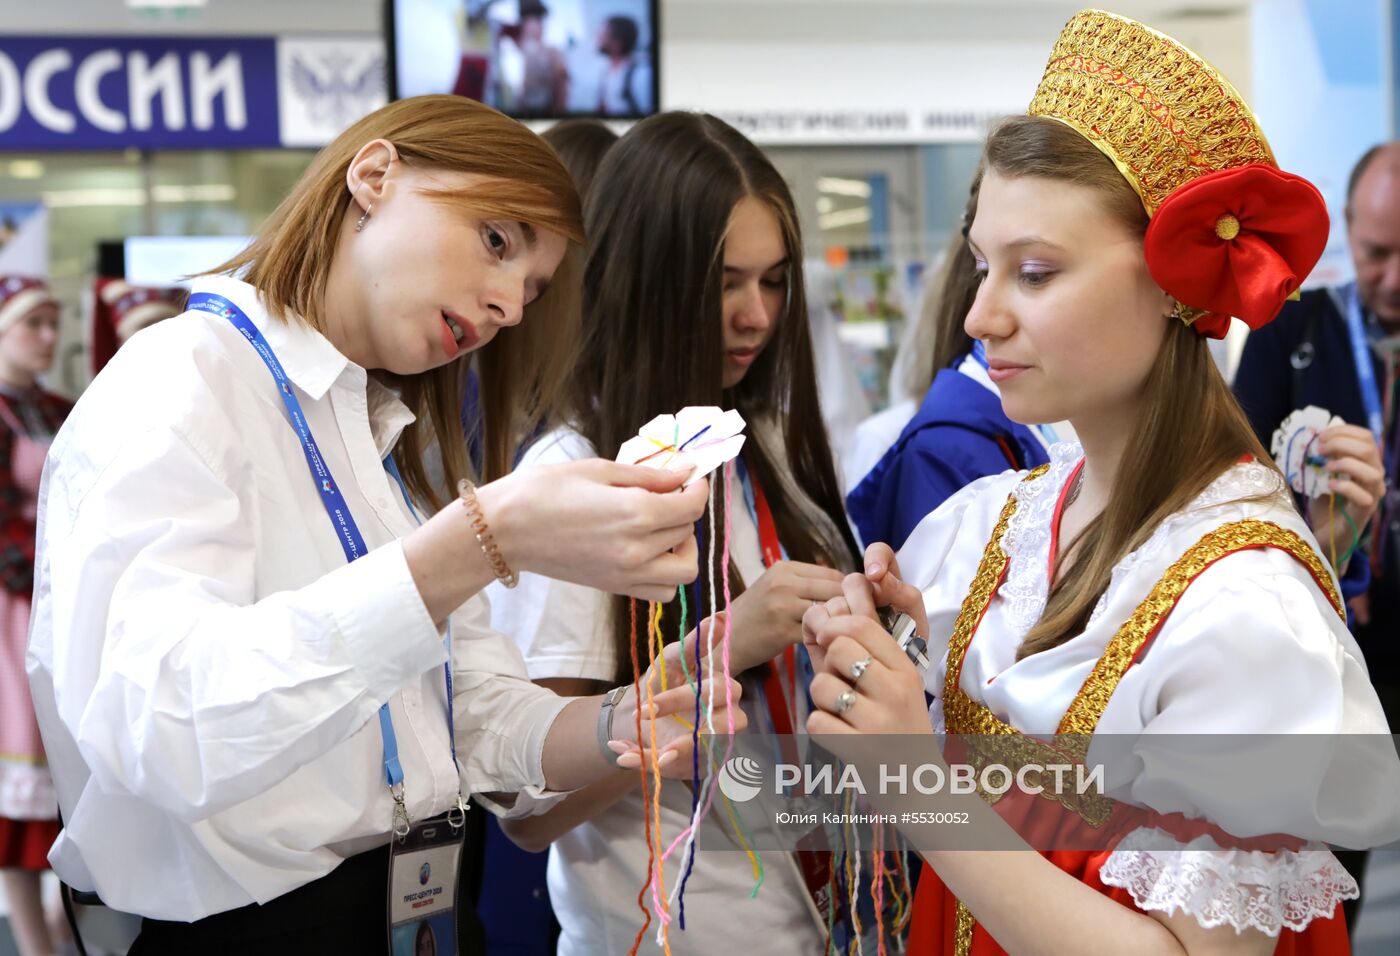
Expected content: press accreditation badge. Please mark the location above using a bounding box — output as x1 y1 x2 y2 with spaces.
388 815 463 956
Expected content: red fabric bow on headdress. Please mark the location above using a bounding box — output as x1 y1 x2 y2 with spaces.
1143 165 1330 340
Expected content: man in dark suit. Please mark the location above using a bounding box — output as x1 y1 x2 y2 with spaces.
1236 142 1400 713
1234 143 1400 930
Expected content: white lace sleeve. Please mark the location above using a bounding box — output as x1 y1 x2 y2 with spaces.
1098 827 1357 936
998 443 1081 632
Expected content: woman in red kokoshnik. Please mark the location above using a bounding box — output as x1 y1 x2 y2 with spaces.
0 278 71 956
802 10 1400 955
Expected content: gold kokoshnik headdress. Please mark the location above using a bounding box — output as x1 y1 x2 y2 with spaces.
1027 9 1329 338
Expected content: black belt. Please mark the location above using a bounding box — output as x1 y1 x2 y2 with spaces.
128 843 485 955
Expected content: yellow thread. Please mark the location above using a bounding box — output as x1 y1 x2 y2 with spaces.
642 436 683 469
652 602 668 693
1329 493 1338 570
645 601 672 954
717 788 762 882
889 859 909 931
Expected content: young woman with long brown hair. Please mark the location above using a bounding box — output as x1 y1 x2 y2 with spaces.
802 11 1399 955
488 112 907 954
473 115 620 956
845 186 1055 552
25 95 742 954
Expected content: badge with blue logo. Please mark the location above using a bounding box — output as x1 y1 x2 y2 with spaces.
389 814 463 955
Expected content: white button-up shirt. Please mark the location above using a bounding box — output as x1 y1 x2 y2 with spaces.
26 276 568 921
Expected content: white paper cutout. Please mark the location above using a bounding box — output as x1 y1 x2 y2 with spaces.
615 406 747 487
1271 405 1343 497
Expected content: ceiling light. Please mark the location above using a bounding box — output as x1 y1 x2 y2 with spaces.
817 177 872 199
152 184 237 202
818 207 873 230
41 188 148 208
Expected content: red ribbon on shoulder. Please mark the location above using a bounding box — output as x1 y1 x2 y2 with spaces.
1144 164 1330 339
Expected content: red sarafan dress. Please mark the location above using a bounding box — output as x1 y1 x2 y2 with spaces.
893 452 1397 955
0 385 70 869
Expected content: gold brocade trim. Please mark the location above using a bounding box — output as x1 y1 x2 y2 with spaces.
941 466 1046 712
958 726 1113 827
939 486 1345 952
940 467 1114 826
1027 9 1274 215
954 899 975 956
1057 518 1344 737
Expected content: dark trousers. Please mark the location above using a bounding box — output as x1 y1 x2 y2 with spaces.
1336 680 1400 934
128 844 485 955
1335 849 1369 932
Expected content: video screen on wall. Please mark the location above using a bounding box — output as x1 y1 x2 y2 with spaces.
389 0 659 119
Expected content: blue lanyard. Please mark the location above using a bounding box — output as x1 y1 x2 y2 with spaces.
969 340 1058 447
384 454 461 778
188 291 459 806
1338 282 1385 444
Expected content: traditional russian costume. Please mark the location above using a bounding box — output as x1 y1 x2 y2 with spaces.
892 9 1400 952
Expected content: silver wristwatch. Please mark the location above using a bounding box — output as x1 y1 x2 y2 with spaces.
597 685 629 766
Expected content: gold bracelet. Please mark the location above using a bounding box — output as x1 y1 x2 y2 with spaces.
457 478 518 588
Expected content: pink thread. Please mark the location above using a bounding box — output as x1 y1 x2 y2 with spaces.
659 461 739 861
661 481 722 885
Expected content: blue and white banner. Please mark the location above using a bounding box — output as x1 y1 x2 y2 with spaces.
0 35 385 150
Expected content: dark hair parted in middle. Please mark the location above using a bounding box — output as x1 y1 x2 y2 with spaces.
541 119 619 204
571 111 859 682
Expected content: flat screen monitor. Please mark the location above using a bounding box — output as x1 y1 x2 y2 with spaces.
388 0 659 120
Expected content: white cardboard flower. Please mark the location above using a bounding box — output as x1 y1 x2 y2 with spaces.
615 406 747 488
1271 405 1344 497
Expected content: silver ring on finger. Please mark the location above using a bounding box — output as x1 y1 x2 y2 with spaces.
850 655 874 683
835 689 858 714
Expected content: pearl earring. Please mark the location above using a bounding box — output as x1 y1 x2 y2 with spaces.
355 203 373 232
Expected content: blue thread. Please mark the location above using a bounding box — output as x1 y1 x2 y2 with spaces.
676 513 705 928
